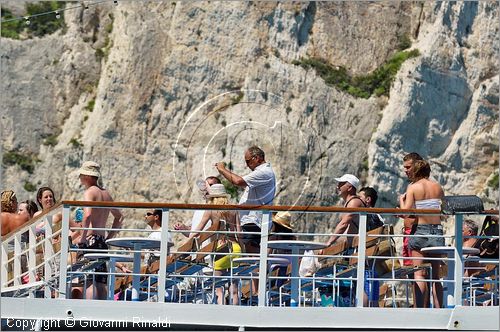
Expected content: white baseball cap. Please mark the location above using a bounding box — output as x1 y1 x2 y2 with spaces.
334 174 360 191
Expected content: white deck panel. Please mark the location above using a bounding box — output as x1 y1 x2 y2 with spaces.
1 298 498 330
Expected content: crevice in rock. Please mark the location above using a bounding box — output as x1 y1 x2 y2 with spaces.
297 2 316 47
413 2 424 39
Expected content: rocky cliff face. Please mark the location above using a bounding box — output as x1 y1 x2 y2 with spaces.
1 1 498 235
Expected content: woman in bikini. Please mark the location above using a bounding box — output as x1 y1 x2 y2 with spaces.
400 160 444 308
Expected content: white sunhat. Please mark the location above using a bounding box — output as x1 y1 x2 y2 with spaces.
206 183 230 198
334 174 360 191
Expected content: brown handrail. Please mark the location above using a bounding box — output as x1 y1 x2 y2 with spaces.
61 200 499 215
4 200 496 242
1 202 62 241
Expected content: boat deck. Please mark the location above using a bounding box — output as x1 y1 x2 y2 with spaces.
1 201 498 330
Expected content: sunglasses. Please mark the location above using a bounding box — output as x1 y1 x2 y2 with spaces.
245 156 256 163
145 212 155 217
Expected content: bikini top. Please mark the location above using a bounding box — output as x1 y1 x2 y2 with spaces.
415 198 441 209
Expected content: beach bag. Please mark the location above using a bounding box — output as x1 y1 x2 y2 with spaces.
299 250 321 277
477 216 499 259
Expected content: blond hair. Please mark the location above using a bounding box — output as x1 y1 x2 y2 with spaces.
208 196 232 221
209 196 229 205
1 190 17 213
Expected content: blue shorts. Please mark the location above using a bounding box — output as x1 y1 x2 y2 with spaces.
408 224 445 251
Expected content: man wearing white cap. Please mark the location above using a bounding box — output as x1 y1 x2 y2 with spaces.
74 161 124 300
325 173 363 247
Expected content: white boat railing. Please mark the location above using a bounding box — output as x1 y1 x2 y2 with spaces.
2 200 498 310
1 203 63 298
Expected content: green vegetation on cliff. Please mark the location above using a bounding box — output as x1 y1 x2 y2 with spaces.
292 49 420 99
1 1 66 39
3 150 40 174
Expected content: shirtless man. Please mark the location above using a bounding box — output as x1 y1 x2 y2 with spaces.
323 175 380 307
325 174 364 247
74 161 123 300
1 190 29 236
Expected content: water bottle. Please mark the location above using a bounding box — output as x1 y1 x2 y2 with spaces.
131 287 139 301
196 179 207 191
74 208 83 223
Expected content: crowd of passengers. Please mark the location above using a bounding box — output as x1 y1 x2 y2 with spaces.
1 147 496 307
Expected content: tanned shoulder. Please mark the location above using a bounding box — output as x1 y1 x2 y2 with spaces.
347 197 364 208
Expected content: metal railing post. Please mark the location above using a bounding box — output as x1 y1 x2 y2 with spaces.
157 209 170 303
453 214 464 307
258 211 270 306
44 215 54 298
58 205 71 299
1 242 9 287
355 214 367 308
13 233 21 286
28 225 37 283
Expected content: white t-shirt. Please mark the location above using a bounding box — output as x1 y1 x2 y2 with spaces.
239 162 276 229
190 210 213 261
190 210 212 232
239 162 276 206
147 229 173 258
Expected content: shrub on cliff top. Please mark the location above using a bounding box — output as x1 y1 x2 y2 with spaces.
1 8 23 39
1 1 66 40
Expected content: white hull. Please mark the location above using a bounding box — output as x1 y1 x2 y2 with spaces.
1 297 498 330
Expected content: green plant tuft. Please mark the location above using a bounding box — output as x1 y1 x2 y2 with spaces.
43 134 58 147
85 99 95 112
69 138 83 148
361 157 369 172
230 91 244 105
24 181 37 192
222 179 240 200
488 172 499 189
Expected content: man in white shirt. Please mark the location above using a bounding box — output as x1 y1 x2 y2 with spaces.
215 145 276 252
215 145 276 297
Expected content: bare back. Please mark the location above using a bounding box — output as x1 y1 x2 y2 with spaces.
1 212 29 236
212 210 241 243
84 185 121 238
406 178 443 225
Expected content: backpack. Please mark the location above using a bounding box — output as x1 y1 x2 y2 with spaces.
477 216 499 259
367 214 384 231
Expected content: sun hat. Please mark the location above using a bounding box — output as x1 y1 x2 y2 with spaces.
206 184 230 198
78 161 101 178
334 174 360 191
272 211 292 230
